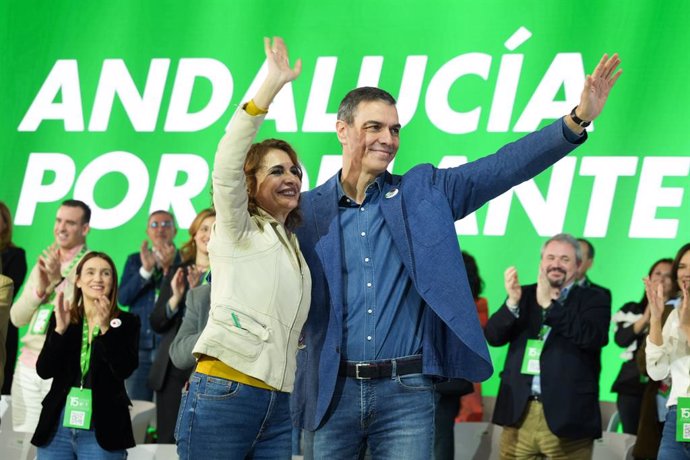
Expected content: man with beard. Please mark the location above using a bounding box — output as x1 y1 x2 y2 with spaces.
485 233 611 459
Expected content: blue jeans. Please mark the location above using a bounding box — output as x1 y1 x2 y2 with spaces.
125 349 154 402
292 427 302 455
175 372 291 460
660 406 690 459
306 373 437 460
37 408 126 459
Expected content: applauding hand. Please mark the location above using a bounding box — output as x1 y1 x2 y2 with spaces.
54 291 71 335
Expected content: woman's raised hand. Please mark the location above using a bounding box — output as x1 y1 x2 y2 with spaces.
253 37 301 110
265 36 302 85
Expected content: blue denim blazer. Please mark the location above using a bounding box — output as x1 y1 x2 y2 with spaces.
291 118 585 431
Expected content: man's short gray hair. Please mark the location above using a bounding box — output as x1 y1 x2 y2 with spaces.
540 233 582 265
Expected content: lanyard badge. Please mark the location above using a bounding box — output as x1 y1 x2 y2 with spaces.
521 339 544 375
63 319 100 430
677 397 690 442
63 387 93 429
520 322 550 376
30 304 54 335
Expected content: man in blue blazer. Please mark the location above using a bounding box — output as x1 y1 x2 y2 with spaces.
118 210 179 401
292 54 621 458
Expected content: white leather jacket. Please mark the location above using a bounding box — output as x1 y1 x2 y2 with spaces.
192 108 312 392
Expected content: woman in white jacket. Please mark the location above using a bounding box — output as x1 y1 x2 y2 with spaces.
175 37 311 460
646 243 690 459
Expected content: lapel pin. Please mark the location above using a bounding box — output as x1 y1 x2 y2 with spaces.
385 188 399 199
110 318 122 328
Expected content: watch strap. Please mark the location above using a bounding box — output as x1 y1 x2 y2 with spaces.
570 106 591 127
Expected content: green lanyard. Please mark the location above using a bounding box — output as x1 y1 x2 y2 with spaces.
538 310 551 340
79 319 100 389
62 246 88 279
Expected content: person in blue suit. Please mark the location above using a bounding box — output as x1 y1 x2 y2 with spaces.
292 54 622 459
118 210 179 401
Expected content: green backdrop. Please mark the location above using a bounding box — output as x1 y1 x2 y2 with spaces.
2 0 690 401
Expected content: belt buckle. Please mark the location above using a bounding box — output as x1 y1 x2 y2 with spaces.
355 363 372 380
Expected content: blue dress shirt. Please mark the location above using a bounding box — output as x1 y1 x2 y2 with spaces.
337 174 424 361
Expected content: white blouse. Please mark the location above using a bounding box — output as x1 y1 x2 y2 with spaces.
646 304 690 407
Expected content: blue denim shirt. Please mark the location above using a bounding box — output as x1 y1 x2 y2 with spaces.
337 174 424 361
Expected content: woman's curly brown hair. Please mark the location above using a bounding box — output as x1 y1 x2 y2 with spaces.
244 139 303 231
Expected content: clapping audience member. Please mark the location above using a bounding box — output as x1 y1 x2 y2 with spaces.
118 210 180 401
645 243 690 458
0 201 28 394
10 200 91 433
485 234 610 459
149 208 215 443
0 275 13 407
31 252 139 458
611 258 672 435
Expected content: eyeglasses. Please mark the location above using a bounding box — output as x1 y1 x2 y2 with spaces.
149 220 174 229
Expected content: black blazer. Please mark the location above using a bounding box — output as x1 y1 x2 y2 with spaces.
32 312 140 451
148 262 193 391
485 284 610 439
0 245 27 299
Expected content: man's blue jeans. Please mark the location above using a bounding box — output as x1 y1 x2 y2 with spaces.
306 372 437 460
37 408 126 459
175 372 291 460
659 406 690 459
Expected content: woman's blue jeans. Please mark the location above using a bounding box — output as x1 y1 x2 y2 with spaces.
175 372 291 460
660 406 690 459
37 408 126 459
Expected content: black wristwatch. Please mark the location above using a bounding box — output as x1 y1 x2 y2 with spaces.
570 106 591 128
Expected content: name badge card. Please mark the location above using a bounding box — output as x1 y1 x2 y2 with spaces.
520 339 543 376
677 397 690 442
30 305 54 335
63 387 93 429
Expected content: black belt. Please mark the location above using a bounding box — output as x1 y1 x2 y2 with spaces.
528 394 542 402
339 356 423 380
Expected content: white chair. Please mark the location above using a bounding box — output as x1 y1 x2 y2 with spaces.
486 423 503 460
481 396 496 423
129 399 156 444
454 421 489 457
592 431 636 460
600 401 619 431
607 411 622 432
127 443 178 459
453 421 503 459
0 396 37 460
